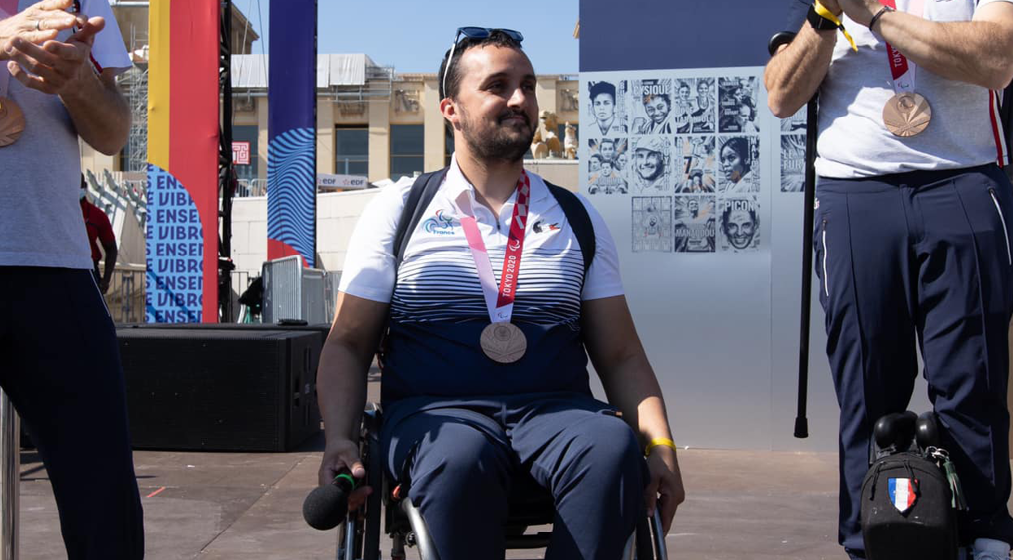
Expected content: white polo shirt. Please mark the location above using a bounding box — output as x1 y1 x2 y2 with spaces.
339 156 624 403
816 0 1011 178
339 157 623 313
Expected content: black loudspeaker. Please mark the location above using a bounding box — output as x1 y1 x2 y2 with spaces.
117 326 324 452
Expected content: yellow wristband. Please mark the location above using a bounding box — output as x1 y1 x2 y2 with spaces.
814 0 858 52
645 437 677 457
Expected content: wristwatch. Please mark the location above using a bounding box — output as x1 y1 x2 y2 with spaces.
869 5 896 32
807 4 839 31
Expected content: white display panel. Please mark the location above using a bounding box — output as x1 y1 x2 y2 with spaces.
580 67 930 450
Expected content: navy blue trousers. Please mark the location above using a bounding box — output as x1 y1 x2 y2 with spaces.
814 165 1013 556
381 393 646 560
0 268 144 559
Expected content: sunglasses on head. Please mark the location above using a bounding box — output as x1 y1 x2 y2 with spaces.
442 27 524 99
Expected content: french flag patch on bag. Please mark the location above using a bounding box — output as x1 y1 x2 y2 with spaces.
889 478 918 513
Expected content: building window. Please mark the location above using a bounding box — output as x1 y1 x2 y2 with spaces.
391 124 424 181
335 127 369 176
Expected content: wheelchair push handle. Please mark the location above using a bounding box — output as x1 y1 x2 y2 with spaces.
873 411 918 452
302 469 358 531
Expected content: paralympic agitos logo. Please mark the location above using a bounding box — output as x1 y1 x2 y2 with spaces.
422 210 458 235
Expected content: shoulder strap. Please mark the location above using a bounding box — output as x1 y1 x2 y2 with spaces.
379 168 448 368
393 168 449 269
392 173 595 276
545 182 595 276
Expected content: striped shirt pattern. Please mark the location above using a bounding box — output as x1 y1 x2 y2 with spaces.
391 246 585 327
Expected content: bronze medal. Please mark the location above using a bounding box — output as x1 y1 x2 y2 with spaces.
480 321 527 364
883 92 931 137
0 97 25 147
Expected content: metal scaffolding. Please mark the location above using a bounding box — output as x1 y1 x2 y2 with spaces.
120 24 149 173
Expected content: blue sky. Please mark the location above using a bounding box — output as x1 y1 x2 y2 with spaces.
237 0 579 75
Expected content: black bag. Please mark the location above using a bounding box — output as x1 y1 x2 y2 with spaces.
860 412 960 560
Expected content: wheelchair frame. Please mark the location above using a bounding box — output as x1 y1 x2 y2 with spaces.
332 404 669 560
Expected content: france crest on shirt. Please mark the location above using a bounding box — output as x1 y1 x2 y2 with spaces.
888 478 918 513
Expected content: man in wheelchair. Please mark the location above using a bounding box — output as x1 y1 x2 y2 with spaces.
315 28 685 559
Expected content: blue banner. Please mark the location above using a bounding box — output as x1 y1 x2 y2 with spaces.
579 0 793 72
267 0 316 267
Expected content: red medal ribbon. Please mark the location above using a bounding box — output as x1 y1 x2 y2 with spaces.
496 173 531 309
879 0 923 92
458 171 532 323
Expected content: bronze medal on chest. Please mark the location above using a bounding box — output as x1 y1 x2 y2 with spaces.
0 97 25 147
882 92 931 138
480 321 527 364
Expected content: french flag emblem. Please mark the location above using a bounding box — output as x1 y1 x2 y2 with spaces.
888 478 918 513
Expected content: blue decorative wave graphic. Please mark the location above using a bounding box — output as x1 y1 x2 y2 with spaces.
267 127 316 266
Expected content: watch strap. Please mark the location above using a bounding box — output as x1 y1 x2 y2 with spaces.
869 5 895 32
807 3 839 31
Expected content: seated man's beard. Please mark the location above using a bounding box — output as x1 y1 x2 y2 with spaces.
461 112 534 163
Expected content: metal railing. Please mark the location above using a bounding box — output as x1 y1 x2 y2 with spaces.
104 264 147 324
235 178 267 198
103 266 260 324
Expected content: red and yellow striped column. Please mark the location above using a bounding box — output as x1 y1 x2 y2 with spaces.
146 0 220 323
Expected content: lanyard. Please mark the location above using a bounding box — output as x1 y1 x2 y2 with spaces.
880 0 924 94
0 0 17 98
457 172 532 324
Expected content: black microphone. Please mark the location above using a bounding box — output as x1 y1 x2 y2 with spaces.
302 469 357 530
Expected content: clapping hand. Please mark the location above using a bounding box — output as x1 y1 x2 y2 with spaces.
4 3 104 98
0 0 84 58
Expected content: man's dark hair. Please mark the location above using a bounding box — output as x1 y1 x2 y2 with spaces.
739 98 757 120
721 201 759 231
721 136 752 167
642 92 671 107
588 81 617 104
439 30 525 100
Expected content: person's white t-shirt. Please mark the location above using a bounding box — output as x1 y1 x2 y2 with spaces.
0 0 132 268
816 0 1011 178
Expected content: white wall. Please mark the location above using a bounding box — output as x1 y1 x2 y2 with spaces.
578 68 931 451
524 160 579 191
229 189 380 277
230 161 577 277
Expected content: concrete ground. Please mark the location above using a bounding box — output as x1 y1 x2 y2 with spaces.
19 445 846 560
13 373 1008 560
